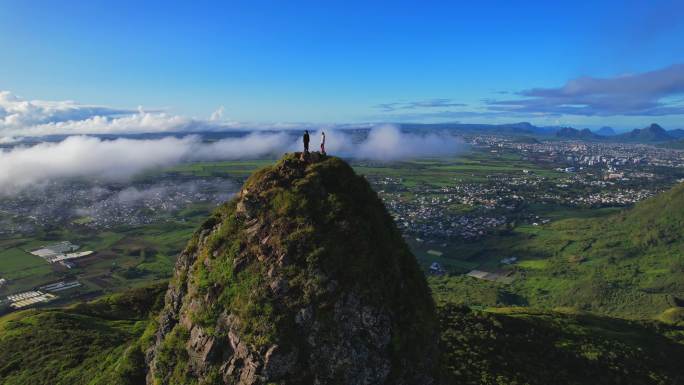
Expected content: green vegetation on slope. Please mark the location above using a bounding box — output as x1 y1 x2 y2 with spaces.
431 183 684 319
151 153 439 384
439 305 684 385
2 284 683 385
0 284 166 385
617 181 684 246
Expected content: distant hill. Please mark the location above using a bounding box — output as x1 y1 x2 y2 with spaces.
0 284 167 385
594 126 616 136
668 129 684 139
614 123 674 143
398 122 684 144
440 305 684 385
615 181 684 246
432 181 684 319
556 127 604 140
398 122 556 136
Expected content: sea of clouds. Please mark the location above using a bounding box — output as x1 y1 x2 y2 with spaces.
0 91 465 194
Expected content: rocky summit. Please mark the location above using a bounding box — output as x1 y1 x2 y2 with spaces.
146 153 439 385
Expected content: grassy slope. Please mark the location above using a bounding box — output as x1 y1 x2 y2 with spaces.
0 284 165 385
431 183 684 319
1 284 682 385
439 305 684 385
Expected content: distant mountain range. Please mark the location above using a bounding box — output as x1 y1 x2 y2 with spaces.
399 122 684 143
555 127 603 140
398 122 552 136
612 123 674 143
555 123 677 142
556 123 684 143
668 129 684 139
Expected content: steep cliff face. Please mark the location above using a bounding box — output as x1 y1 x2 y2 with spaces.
146 153 439 385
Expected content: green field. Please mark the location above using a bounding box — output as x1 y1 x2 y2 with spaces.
0 212 207 298
149 159 277 178
352 150 565 186
141 150 561 188
0 247 51 280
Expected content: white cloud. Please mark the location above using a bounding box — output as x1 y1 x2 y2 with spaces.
0 90 318 137
189 132 291 160
0 136 21 144
210 106 225 121
0 134 290 194
0 125 464 194
346 125 464 160
487 63 684 116
116 186 169 204
0 90 240 136
0 91 465 194
0 90 137 132
297 126 464 161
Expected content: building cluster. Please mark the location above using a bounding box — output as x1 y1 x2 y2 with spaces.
5 290 56 309
466 269 515 283
366 137 684 245
30 241 93 264
473 136 684 170
2 280 81 311
0 178 237 235
561 189 655 206
382 190 508 240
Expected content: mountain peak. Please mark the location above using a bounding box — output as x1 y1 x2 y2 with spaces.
615 123 673 142
146 153 439 385
646 123 665 132
594 126 616 136
509 121 534 129
556 127 601 140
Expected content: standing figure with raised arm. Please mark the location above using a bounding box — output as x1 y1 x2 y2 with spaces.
320 131 326 155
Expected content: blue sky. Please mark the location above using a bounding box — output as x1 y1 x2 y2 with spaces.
1 0 684 130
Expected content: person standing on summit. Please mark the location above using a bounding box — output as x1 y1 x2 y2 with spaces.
320 131 326 155
303 130 310 153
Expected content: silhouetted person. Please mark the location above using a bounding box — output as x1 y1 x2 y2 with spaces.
303 130 310 153
320 131 326 155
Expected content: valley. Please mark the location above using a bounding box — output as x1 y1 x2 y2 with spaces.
1 145 684 385
2 136 684 321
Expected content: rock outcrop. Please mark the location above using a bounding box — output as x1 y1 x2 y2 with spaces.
146 153 439 385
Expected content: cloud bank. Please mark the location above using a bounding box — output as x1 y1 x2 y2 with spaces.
351 125 463 160
0 136 21 144
487 63 684 116
0 126 463 194
0 91 306 137
0 90 135 127
0 134 286 193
